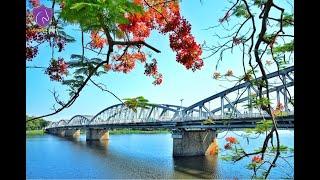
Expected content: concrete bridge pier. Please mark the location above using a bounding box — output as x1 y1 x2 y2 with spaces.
86 128 109 141
172 129 217 156
57 129 66 137
50 128 58 135
46 129 53 134
65 129 80 138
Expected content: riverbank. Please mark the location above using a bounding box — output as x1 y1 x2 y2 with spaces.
80 129 170 135
26 130 45 136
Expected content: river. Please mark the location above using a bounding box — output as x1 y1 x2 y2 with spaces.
27 130 293 179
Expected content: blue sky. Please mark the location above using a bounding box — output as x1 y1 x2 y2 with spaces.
26 0 294 122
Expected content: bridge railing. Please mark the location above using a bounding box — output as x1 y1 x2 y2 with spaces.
174 111 294 122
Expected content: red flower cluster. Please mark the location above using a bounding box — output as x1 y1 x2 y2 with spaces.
167 18 203 71
118 13 152 41
113 52 146 73
118 1 203 71
226 136 237 144
26 11 46 61
90 31 106 49
153 73 163 85
26 46 38 61
144 59 163 85
252 155 262 163
45 58 69 81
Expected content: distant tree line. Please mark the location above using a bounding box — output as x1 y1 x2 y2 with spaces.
26 115 50 130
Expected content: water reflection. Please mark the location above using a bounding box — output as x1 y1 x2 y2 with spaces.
27 132 293 179
86 140 109 154
173 155 218 179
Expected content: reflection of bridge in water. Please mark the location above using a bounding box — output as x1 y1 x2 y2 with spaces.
45 66 294 156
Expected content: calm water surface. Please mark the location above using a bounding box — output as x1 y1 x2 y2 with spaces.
27 130 293 179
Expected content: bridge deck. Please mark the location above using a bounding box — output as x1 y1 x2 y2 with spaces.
46 115 293 130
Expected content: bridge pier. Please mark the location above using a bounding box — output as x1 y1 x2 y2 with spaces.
172 129 217 156
57 129 66 137
46 128 54 134
65 129 80 138
86 129 109 141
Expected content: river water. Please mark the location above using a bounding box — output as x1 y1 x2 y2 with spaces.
27 130 294 179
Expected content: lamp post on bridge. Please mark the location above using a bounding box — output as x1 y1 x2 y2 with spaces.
180 99 184 117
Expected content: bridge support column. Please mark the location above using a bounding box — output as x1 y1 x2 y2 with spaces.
46 129 53 134
65 129 80 138
172 129 217 156
86 129 109 141
57 129 66 137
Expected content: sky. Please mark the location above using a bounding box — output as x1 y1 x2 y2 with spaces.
26 0 294 122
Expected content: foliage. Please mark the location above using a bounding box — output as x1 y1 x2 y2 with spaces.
26 115 50 130
234 4 250 18
123 96 150 112
26 129 45 136
27 0 203 86
272 41 294 54
255 120 273 133
26 0 205 121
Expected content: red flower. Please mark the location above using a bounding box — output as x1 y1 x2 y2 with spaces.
152 74 163 85
252 155 262 163
90 31 106 49
225 136 237 144
45 58 68 81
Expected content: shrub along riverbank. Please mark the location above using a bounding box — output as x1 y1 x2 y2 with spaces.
26 129 45 136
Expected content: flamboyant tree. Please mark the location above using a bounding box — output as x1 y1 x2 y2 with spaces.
27 0 294 179
27 0 203 120
203 0 294 178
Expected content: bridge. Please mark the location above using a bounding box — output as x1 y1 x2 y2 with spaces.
45 66 294 156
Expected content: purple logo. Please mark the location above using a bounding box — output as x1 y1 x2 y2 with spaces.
32 5 52 27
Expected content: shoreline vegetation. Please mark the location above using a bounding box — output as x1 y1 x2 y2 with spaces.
26 129 45 136
27 129 170 136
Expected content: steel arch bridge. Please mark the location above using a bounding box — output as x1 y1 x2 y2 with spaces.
45 66 294 130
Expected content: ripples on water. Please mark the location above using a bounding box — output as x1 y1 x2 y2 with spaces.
27 130 293 179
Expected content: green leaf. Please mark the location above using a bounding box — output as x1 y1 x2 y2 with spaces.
273 41 294 54
254 120 273 133
221 155 233 161
70 2 101 11
269 145 289 153
234 4 250 18
123 96 150 112
282 13 294 27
